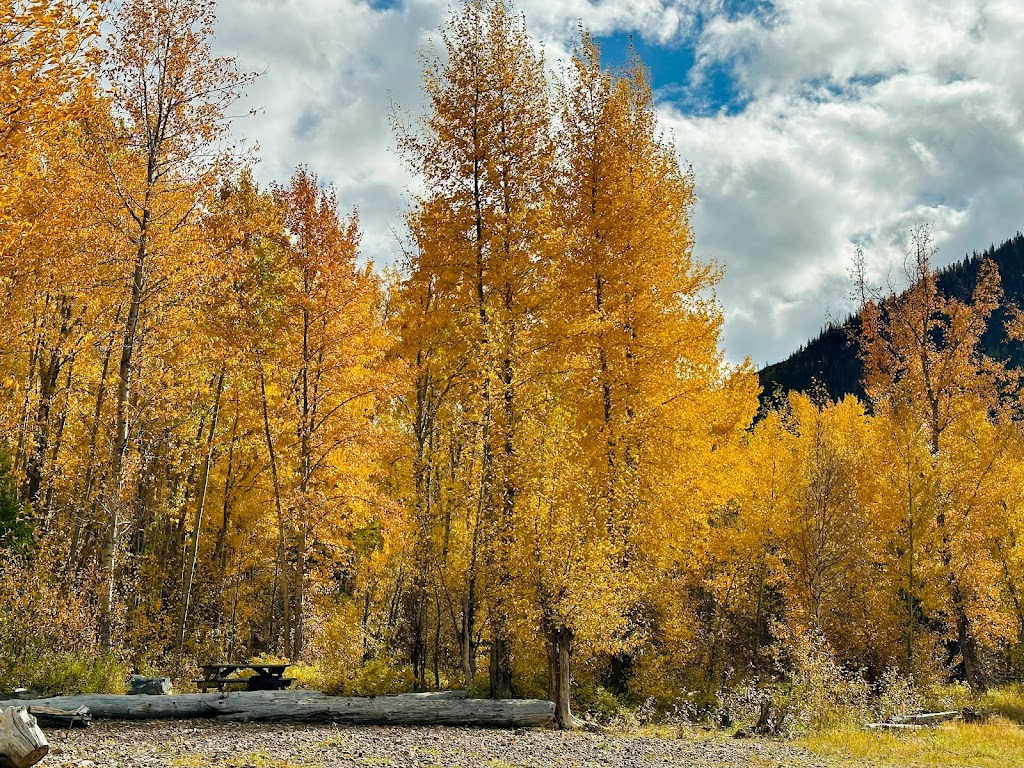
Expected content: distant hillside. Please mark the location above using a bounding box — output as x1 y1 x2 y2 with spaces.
758 232 1024 403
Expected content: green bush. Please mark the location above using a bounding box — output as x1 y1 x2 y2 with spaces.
344 656 415 695
0 442 33 553
0 650 128 696
28 652 128 695
573 683 624 723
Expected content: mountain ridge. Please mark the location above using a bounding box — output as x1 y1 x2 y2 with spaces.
758 231 1024 403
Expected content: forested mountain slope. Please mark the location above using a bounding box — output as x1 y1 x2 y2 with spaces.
759 232 1024 401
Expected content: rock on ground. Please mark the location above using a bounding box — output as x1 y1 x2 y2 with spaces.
40 719 836 768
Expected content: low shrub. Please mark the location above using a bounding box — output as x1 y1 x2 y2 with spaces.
19 652 128 695
573 683 624 723
0 552 128 694
344 655 415 695
980 683 1024 723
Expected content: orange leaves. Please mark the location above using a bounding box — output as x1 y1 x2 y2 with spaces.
0 0 98 255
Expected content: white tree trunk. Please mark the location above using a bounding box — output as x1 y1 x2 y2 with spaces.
0 707 49 768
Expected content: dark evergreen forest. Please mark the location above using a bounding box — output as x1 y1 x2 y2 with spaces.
759 232 1024 402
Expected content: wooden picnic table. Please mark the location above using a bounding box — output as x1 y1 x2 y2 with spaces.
196 663 293 692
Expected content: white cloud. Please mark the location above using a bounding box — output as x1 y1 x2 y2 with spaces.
211 0 1024 367
669 0 1024 365
214 0 448 265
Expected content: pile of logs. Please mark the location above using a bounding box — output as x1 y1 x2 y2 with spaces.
0 691 554 729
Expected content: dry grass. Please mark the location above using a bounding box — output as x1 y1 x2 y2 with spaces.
801 718 1024 767
980 683 1024 723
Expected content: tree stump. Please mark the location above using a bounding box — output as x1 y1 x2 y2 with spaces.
0 707 49 768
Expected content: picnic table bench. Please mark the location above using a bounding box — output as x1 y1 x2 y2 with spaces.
196 663 293 692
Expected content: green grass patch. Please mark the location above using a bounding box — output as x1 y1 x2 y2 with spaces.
980 683 1024 723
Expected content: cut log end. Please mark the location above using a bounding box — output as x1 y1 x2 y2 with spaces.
0 707 50 768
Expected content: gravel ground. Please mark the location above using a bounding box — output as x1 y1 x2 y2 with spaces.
41 720 839 768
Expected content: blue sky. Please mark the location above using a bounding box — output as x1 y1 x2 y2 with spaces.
213 0 1024 368
594 0 765 116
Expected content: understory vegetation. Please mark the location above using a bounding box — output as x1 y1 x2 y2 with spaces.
5 0 1024 749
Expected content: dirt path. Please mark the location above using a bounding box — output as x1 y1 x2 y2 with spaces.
42 719 836 768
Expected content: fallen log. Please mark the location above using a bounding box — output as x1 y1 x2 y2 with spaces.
1 691 550 728
865 710 961 731
212 695 555 728
890 711 959 725
0 707 48 768
25 707 91 729
0 691 327 721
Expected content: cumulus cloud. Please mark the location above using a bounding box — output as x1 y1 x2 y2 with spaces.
670 0 1024 365
211 0 1024 366
214 0 448 264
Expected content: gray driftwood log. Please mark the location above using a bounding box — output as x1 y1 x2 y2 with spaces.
212 695 555 727
0 691 326 720
0 707 49 768
865 710 961 730
0 690 549 728
24 707 91 729
890 711 959 725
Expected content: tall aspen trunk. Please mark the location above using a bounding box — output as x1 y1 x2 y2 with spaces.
491 296 518 701
545 626 574 729
68 322 118 573
462 583 477 688
214 397 240 579
433 586 443 689
906 476 915 671
13 313 43 475
929 417 984 688
292 300 313 660
99 206 151 652
468 79 512 700
259 361 286 650
42 360 75 522
23 298 74 510
176 368 225 650
411 359 436 691
292 524 307 659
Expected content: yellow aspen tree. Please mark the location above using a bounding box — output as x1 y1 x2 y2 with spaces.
171 172 286 654
781 393 874 636
1 120 114 521
390 268 481 689
88 0 247 650
395 0 552 698
869 405 936 673
0 0 97 254
724 407 799 681
268 167 390 659
200 172 294 657
775 391 911 676
859 225 1019 688
536 35 758 724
